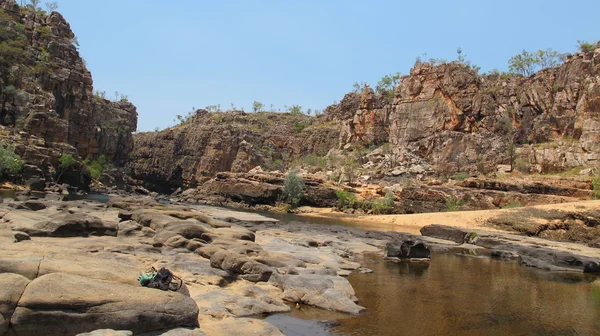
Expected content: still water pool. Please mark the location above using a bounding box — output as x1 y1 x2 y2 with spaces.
267 253 600 336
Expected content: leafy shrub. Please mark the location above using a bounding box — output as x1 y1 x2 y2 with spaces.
335 189 357 209
300 154 327 169
371 191 396 214
0 143 24 178
593 175 600 200
287 105 303 115
291 120 306 133
502 203 522 209
577 40 596 54
269 159 283 171
514 159 530 173
508 48 562 76
453 172 470 181
84 154 107 179
282 171 304 208
445 195 463 212
59 154 76 169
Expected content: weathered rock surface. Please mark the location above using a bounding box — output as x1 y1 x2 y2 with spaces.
0 273 29 335
178 171 337 208
384 240 431 260
269 273 364 314
339 46 600 174
420 224 600 273
9 273 199 336
128 111 338 192
0 1 137 188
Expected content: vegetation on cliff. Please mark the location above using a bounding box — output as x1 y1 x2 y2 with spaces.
0 0 138 189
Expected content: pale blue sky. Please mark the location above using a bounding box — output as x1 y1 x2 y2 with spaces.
55 0 599 131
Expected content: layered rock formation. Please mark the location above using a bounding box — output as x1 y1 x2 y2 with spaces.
130 44 600 193
128 111 338 191
339 45 600 174
0 0 138 178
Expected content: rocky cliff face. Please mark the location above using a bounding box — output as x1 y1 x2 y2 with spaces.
339 45 600 174
128 36 600 193
128 110 338 191
0 0 137 175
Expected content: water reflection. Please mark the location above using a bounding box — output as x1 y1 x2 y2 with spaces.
268 253 600 336
396 261 430 277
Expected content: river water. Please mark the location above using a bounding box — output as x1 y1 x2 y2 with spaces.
256 212 600 336
3 191 599 335
267 253 600 336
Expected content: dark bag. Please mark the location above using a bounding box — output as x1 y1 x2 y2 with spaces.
147 267 174 291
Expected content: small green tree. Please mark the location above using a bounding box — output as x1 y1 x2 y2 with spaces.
57 153 76 182
282 171 304 208
375 73 401 98
509 48 562 76
577 40 596 54
335 189 357 209
371 191 396 214
287 105 303 115
252 101 264 113
342 155 360 184
502 113 516 171
0 143 24 178
508 50 537 76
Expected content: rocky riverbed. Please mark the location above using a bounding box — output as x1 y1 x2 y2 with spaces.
0 193 599 335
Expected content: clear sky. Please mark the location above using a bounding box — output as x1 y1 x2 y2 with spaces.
55 0 599 132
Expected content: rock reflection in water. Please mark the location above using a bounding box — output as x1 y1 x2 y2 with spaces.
397 261 430 277
267 253 600 336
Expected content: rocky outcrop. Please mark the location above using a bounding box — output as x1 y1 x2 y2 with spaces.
420 224 600 273
178 171 338 208
337 45 600 174
0 1 137 184
128 111 338 192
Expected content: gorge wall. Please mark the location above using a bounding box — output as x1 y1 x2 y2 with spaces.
127 111 339 192
0 0 138 181
340 45 600 174
129 43 600 191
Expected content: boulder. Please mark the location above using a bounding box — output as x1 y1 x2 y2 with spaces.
385 240 431 260
193 288 290 318
269 273 364 314
0 273 30 335
210 250 273 282
21 200 47 211
420 224 468 244
13 231 31 242
19 213 117 237
9 273 199 336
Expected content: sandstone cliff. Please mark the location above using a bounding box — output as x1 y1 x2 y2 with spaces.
128 110 338 191
129 40 600 195
339 45 600 174
0 0 137 183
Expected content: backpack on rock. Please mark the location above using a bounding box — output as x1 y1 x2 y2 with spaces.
138 266 183 291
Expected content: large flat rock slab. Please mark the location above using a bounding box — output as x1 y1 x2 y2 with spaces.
194 205 279 223
9 273 199 336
